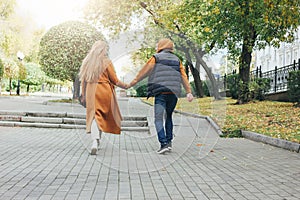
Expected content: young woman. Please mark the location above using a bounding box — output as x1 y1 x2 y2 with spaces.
79 40 128 155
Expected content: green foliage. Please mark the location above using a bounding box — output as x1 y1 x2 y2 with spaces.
84 0 172 35
221 129 243 138
249 78 271 101
0 58 4 78
178 0 300 56
131 47 156 66
194 80 211 97
39 21 105 81
227 75 271 101
226 74 239 99
134 78 148 97
238 81 251 104
21 62 46 86
202 81 210 97
0 0 16 19
190 81 197 96
17 61 26 80
288 70 300 107
177 0 300 103
2 57 18 79
0 33 17 58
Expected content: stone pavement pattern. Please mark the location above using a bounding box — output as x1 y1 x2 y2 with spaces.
0 95 299 200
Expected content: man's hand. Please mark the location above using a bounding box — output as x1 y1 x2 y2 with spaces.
187 93 194 102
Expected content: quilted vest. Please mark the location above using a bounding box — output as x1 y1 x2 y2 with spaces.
147 50 182 97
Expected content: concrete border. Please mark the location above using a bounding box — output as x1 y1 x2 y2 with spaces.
242 130 300 153
173 108 299 153
174 110 223 136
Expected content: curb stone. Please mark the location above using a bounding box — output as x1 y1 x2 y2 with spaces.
242 130 300 153
174 109 299 153
174 110 223 136
138 99 300 153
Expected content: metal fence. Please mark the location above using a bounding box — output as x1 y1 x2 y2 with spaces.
221 58 300 94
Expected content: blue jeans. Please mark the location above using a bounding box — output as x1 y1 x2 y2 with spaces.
154 94 178 146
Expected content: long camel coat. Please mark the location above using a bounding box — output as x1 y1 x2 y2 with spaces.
83 61 127 135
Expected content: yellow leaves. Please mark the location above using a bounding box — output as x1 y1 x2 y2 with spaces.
264 15 269 23
266 36 272 43
212 7 220 15
204 27 211 33
142 97 300 143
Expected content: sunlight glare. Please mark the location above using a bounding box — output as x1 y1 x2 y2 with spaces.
17 0 88 29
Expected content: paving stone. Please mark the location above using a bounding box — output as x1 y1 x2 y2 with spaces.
0 96 299 200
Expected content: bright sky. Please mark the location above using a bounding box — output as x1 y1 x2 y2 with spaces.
16 0 88 29
15 0 134 78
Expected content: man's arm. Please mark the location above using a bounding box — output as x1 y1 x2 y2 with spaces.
129 57 156 87
179 62 193 102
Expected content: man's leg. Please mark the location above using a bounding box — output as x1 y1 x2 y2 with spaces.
165 94 178 148
154 94 169 153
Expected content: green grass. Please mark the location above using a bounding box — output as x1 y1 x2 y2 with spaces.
142 97 300 143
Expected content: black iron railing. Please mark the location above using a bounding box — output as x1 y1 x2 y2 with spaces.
221 58 300 94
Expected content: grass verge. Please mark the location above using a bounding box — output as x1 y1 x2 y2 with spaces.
141 97 300 143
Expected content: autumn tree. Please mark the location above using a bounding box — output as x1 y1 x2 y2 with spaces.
39 21 105 99
1 0 44 95
0 0 18 94
177 0 300 103
0 58 3 94
2 58 18 94
0 0 15 19
21 62 46 93
83 0 222 99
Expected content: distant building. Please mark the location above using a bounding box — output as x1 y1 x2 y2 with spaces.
253 28 300 72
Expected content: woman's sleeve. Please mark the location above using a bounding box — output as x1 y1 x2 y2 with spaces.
107 61 128 89
179 62 192 94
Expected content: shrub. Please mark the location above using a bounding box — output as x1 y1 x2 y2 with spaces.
226 74 239 99
288 70 300 107
202 81 210 97
134 79 148 97
249 78 271 101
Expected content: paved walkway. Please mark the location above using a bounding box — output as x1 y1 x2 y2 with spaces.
0 94 299 200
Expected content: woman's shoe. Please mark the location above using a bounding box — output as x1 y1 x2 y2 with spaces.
91 140 98 155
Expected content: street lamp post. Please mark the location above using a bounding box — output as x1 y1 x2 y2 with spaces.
16 51 24 96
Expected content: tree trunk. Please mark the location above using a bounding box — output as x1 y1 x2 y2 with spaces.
9 78 12 95
194 61 204 97
238 26 256 104
27 84 30 93
186 61 203 97
178 44 220 99
193 50 222 100
182 47 203 97
73 76 80 99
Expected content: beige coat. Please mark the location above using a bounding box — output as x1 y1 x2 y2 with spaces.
83 61 127 134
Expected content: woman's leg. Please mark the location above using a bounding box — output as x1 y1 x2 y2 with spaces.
90 122 101 155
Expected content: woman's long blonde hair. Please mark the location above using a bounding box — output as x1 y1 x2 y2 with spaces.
79 40 110 83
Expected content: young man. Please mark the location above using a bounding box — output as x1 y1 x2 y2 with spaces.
128 38 193 154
